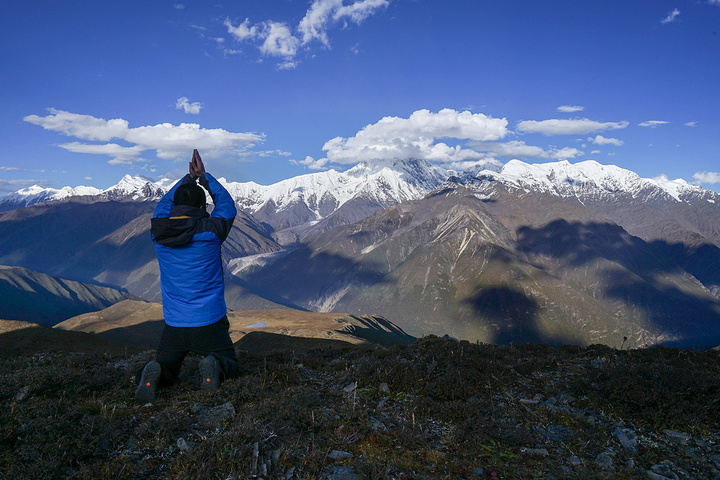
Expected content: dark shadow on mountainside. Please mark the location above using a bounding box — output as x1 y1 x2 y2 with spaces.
516 219 720 347
463 286 577 345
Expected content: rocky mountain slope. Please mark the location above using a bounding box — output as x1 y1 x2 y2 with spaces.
232 181 720 348
2 159 720 348
0 265 134 325
0 199 281 302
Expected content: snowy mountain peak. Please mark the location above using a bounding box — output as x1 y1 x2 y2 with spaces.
469 159 716 204
0 184 103 210
103 175 164 200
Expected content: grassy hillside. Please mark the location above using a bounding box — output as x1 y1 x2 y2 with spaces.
1 332 719 479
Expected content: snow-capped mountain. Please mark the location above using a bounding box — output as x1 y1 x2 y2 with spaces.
0 184 103 211
0 174 165 212
473 159 717 205
3 157 720 347
221 158 448 233
102 174 166 201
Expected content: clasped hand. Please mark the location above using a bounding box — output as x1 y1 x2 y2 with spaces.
189 149 206 180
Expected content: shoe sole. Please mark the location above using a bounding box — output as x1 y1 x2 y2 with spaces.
199 356 220 390
135 361 161 403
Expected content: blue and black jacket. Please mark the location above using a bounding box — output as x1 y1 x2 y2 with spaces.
151 173 237 327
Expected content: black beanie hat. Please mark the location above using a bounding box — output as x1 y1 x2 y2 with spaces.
174 183 206 208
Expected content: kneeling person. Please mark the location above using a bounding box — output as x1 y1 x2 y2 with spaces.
136 149 238 403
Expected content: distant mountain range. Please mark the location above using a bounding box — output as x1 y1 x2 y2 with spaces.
2 159 719 348
0 265 135 325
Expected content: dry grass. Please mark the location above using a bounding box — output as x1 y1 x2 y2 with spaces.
1 335 719 479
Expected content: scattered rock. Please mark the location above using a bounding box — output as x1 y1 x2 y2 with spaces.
663 429 691 446
14 386 29 402
536 423 571 443
369 416 388 432
321 465 363 480
590 359 607 369
613 427 637 453
342 382 357 393
647 463 679 480
193 401 235 429
177 437 189 452
521 447 549 456
327 450 354 460
378 383 390 394
594 452 614 471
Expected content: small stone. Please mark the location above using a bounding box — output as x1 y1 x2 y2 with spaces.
590 359 607 369
595 452 614 471
614 427 637 453
195 401 235 429
342 382 357 393
327 450 354 460
321 465 363 480
378 383 390 394
663 430 691 446
285 467 296 479
568 456 582 467
177 438 189 452
649 464 679 480
369 416 388 432
15 386 29 402
521 448 549 456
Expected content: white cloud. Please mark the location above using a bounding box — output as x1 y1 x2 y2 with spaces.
557 105 584 113
516 118 629 136
260 21 299 58
685 121 698 127
298 0 389 46
550 147 584 160
710 0 720 6
224 18 258 42
176 97 203 114
298 0 339 46
590 135 624 146
174 4 185 10
224 0 388 67
59 142 146 165
471 140 582 161
321 109 509 165
290 156 331 170
662 8 681 24
24 108 265 164
638 120 669 128
693 171 720 184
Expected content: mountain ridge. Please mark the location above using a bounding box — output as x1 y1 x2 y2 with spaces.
3 159 720 348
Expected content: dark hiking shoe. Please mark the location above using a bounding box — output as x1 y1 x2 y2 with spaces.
199 355 220 390
135 360 161 403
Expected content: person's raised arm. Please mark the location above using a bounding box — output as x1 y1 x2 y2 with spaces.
190 149 236 221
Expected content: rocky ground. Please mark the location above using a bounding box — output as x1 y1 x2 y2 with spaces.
1 336 720 479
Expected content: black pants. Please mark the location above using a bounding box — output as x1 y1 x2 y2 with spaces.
153 315 239 387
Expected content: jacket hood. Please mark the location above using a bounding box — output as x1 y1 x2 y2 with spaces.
151 205 210 247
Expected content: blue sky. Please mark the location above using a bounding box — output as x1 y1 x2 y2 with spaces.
1 0 719 195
